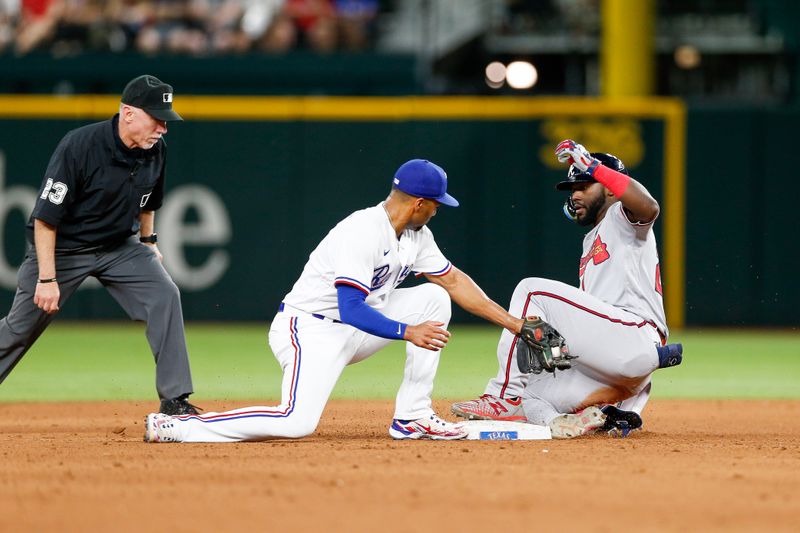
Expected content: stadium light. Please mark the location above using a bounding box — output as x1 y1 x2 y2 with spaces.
485 61 506 89
674 45 701 69
506 61 538 90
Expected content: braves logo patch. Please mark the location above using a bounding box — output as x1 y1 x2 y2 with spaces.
579 235 610 277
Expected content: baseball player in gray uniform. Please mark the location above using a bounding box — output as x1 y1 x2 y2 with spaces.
0 75 197 416
452 139 683 438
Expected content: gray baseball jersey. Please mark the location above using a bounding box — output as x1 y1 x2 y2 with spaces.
578 201 667 338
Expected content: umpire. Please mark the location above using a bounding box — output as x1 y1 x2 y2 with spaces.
0 74 197 416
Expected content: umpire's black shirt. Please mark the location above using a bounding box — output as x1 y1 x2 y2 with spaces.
26 114 166 252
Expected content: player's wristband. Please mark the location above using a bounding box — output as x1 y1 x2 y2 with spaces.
592 164 631 198
38 278 58 283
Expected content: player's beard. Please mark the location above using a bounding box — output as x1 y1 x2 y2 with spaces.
576 196 603 226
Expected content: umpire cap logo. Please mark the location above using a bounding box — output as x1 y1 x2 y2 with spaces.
163 93 173 103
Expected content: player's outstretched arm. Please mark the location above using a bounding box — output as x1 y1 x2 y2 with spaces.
425 267 523 334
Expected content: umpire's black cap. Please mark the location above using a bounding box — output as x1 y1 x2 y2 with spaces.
121 75 183 121
555 152 627 190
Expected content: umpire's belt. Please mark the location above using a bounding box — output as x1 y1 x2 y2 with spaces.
278 302 342 324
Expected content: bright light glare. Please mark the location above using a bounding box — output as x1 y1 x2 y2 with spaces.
674 45 701 69
485 61 506 89
485 62 506 83
506 61 538 90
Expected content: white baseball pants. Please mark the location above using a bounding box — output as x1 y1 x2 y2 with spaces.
483 278 662 424
173 283 451 442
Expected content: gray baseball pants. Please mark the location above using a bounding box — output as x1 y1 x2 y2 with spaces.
0 237 193 400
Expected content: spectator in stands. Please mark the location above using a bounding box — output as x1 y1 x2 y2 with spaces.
254 0 295 53
14 0 63 54
7 0 384 55
198 0 250 53
49 0 105 56
287 0 336 52
240 0 285 51
335 0 377 51
258 0 337 53
134 0 207 55
105 0 155 52
0 0 19 52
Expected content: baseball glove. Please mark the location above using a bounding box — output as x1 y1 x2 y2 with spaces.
516 317 576 374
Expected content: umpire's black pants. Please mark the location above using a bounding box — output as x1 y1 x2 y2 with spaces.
0 237 193 400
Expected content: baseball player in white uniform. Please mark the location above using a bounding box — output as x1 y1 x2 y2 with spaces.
144 159 534 443
452 140 683 438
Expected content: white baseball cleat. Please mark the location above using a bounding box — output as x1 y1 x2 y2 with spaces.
548 406 607 439
451 394 526 422
144 413 181 443
389 413 468 440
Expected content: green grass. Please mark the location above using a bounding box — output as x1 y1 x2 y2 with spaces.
0 323 797 402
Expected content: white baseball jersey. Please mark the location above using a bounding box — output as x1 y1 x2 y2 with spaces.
162 203 457 442
578 201 667 338
282 203 452 319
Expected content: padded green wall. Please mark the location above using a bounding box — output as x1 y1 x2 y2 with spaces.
0 116 666 323
0 107 796 326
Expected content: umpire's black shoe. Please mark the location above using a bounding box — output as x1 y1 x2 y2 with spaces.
159 395 201 416
600 405 642 438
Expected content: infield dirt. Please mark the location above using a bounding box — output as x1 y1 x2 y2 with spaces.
2 399 798 532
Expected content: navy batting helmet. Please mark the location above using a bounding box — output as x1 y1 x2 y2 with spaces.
555 152 628 190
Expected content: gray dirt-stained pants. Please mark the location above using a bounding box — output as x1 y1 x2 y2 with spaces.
0 237 193 400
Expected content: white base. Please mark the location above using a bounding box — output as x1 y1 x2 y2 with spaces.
462 420 552 440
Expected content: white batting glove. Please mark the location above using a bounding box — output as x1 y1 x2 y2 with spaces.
555 139 599 174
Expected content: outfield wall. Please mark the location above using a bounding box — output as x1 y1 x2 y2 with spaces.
684 106 799 327
0 96 794 327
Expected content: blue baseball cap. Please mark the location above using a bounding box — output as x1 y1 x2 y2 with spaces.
392 159 459 207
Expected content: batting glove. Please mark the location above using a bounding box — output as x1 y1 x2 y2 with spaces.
555 139 599 174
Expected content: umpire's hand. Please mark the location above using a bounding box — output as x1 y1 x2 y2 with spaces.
144 243 163 262
34 282 60 314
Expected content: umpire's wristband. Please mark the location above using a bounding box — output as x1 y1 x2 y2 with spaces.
38 278 58 284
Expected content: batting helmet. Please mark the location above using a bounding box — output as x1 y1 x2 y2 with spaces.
555 152 628 191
